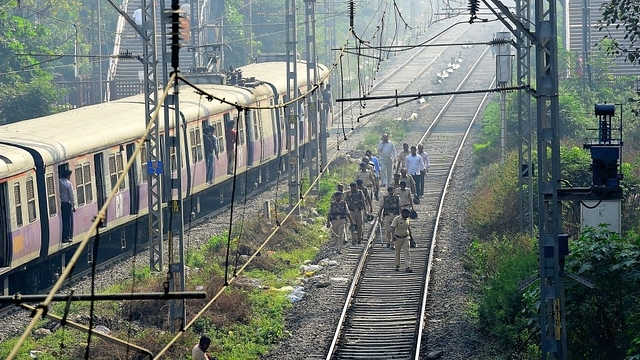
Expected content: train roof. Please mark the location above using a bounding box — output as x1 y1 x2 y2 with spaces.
0 144 35 180
0 83 256 165
240 61 330 91
0 61 327 167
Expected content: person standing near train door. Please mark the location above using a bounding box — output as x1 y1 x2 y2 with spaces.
376 133 396 187
59 169 75 243
203 126 219 184
225 120 236 175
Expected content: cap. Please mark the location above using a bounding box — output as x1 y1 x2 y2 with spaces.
333 191 343 197
349 182 357 187
337 182 344 188
400 180 406 185
359 161 367 166
387 186 394 191
355 179 363 185
365 150 372 156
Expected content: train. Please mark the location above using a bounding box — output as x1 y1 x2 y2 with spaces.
0 60 331 294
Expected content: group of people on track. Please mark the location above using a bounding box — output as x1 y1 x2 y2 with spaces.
326 133 431 273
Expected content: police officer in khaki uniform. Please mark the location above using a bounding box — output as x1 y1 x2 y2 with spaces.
355 179 373 219
377 186 400 249
356 161 377 204
396 180 414 211
391 208 413 272
345 182 366 244
399 168 417 196
326 191 354 254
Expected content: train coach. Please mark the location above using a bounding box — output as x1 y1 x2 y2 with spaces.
0 60 331 294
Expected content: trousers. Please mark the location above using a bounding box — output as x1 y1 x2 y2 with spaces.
394 236 411 268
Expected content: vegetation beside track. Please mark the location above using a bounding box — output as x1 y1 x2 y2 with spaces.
467 50 640 358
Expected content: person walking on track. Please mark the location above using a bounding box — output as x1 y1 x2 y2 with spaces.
392 208 413 272
326 191 355 254
376 133 397 187
378 186 401 249
345 182 366 245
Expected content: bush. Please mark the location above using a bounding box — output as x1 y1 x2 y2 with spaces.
470 234 537 352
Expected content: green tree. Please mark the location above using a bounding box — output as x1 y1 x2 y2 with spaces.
597 0 640 64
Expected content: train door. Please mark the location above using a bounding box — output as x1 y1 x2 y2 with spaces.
126 144 139 214
245 109 255 167
93 154 107 226
258 108 266 161
0 182 8 267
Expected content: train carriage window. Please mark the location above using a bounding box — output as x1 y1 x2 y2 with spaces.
190 127 203 164
116 153 125 190
141 143 148 182
223 113 231 152
14 183 23 227
26 177 36 223
75 165 85 206
170 146 177 173
109 153 126 191
214 121 224 153
254 107 262 140
45 174 57 217
83 164 93 203
236 114 245 145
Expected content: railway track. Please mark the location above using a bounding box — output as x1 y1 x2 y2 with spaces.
324 36 498 359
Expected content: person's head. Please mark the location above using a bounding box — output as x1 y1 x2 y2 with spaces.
403 143 409 151
393 173 401 183
61 169 72 179
381 133 389 142
349 182 357 190
410 145 417 155
399 180 406 189
387 186 394 194
359 161 367 169
325 84 331 90
400 168 407 176
333 191 343 200
199 335 211 351
336 183 344 191
365 150 372 157
203 126 212 135
417 143 424 153
401 208 410 219
355 179 363 188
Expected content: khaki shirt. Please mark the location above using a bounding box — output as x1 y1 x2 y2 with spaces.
391 215 411 237
356 169 376 187
400 175 416 195
396 188 413 207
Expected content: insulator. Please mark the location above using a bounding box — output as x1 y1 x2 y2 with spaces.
468 0 479 17
349 0 355 28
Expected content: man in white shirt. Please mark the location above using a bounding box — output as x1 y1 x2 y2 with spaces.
192 335 214 360
376 133 397 187
405 145 425 200
417 143 431 198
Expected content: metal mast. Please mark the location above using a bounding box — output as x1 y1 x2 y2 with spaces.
535 0 565 355
286 0 300 212
139 0 164 274
517 0 534 236
305 0 320 192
